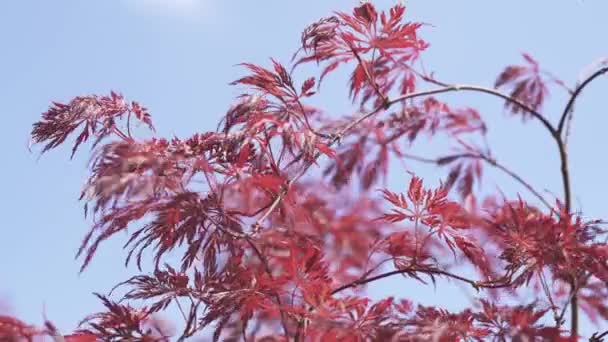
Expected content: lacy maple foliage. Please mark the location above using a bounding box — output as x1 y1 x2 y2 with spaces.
4 2 607 341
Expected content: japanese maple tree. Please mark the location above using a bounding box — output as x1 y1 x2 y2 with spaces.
4 2 608 341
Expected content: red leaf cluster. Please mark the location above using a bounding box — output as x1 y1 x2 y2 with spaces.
495 53 549 118
17 1 608 341
295 3 428 107
31 92 153 158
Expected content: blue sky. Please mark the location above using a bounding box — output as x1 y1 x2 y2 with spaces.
1 0 607 338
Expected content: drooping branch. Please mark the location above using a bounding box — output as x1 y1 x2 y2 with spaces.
254 83 558 232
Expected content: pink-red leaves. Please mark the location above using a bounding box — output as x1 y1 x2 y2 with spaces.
378 174 491 274
77 294 172 341
476 301 565 340
379 174 467 230
405 306 486 341
25 2 608 341
231 60 294 101
495 53 549 117
64 333 98 342
0 316 99 342
115 265 190 314
295 3 427 104
31 92 154 158
300 77 316 97
353 3 378 27
379 189 408 223
488 200 607 289
439 155 484 200
307 297 397 341
0 315 40 341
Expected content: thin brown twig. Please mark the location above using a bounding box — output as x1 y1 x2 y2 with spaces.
126 111 133 139
555 136 578 334
173 297 189 326
330 266 510 296
557 276 580 328
537 270 560 325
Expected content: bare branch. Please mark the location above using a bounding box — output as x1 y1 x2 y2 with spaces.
557 66 608 134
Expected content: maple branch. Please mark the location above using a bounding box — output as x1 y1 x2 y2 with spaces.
351 84 557 140
111 125 131 142
409 68 559 138
252 188 288 234
254 83 557 232
555 135 579 334
176 295 200 341
485 158 552 210
557 66 608 134
553 69 608 334
330 266 509 296
556 277 581 330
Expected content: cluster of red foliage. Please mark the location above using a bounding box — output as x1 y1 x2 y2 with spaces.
4 2 608 341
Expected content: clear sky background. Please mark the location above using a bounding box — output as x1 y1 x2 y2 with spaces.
1 0 607 338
